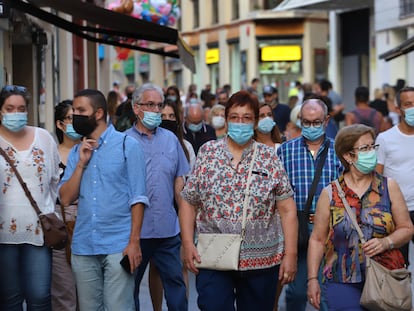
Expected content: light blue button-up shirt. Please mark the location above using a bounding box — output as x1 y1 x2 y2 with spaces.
126 125 190 238
60 125 149 255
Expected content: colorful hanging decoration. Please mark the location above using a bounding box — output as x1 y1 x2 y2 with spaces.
107 0 180 60
107 0 180 26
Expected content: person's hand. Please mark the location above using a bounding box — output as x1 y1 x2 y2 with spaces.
278 253 297 285
79 138 96 166
307 278 321 310
182 241 200 274
362 237 389 257
123 240 142 274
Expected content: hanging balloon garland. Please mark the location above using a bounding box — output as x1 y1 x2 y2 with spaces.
107 0 181 60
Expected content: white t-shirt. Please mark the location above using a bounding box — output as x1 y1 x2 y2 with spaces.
376 125 414 211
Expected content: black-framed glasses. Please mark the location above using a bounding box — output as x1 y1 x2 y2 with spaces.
351 143 379 153
301 119 325 128
2 85 27 93
137 102 164 110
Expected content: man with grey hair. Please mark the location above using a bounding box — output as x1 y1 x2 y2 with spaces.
126 83 189 311
183 103 216 154
277 98 342 311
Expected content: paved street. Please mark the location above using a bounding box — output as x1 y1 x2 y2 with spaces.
139 242 414 311
139 266 199 311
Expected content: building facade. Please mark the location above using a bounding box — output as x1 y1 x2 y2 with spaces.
179 0 329 102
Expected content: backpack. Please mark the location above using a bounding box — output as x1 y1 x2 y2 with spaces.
352 109 377 128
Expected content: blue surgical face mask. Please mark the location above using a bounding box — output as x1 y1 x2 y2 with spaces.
301 125 325 141
65 123 82 141
295 119 302 128
227 122 254 145
188 122 203 132
353 150 377 174
167 95 177 102
211 116 225 129
2 112 28 132
403 107 414 126
141 111 162 130
257 117 276 134
189 98 198 105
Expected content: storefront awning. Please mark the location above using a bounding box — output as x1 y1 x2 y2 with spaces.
274 0 372 11
379 36 414 61
10 0 195 72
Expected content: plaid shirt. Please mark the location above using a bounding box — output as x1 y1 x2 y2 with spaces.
277 136 343 213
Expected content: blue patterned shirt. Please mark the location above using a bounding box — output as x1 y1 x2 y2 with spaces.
277 136 342 213
60 125 149 255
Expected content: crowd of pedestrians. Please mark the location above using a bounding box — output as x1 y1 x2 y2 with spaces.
0 80 413 311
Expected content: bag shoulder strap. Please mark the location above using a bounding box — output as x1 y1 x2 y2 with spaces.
334 179 366 243
0 147 42 215
241 143 258 239
304 139 330 214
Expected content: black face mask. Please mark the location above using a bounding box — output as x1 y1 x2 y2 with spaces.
73 114 97 137
160 119 178 135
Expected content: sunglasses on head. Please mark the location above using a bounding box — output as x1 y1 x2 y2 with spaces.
2 85 27 94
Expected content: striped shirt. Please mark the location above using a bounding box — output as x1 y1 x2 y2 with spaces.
277 135 343 213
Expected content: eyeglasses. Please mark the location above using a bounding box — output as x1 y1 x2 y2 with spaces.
351 144 379 153
228 114 254 124
2 85 27 94
301 119 325 128
137 102 164 110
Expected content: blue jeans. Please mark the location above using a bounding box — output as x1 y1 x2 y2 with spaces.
0 243 52 311
196 266 279 311
134 234 187 311
71 252 135 311
285 250 328 311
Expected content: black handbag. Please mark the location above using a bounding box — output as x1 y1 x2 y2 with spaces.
297 140 329 251
0 148 68 249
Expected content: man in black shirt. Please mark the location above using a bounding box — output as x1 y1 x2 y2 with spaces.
183 103 216 154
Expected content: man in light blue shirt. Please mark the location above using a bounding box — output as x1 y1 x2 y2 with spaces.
59 89 148 311
126 83 189 311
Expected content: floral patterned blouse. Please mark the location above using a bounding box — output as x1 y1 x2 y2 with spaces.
322 173 405 284
181 138 294 271
0 127 60 246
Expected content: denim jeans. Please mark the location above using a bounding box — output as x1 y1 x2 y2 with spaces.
134 234 187 311
285 250 328 311
0 243 52 311
196 266 279 311
71 252 135 311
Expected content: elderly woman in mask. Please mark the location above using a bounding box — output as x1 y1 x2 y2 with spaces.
180 90 298 311
307 124 413 310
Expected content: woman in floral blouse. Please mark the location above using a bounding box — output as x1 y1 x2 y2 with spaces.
307 124 413 310
180 90 298 311
0 85 60 310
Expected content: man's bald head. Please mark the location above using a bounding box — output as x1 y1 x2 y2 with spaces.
186 103 204 124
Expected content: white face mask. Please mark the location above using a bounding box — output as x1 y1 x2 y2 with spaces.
211 116 225 129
